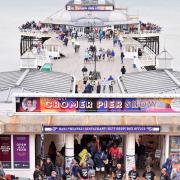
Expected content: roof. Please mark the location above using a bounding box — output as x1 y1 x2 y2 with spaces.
21 50 36 59
42 8 138 26
67 0 114 6
119 70 180 94
123 37 141 46
157 49 173 60
0 69 74 102
44 37 63 46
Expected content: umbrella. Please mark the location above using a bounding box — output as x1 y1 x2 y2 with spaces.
108 75 114 81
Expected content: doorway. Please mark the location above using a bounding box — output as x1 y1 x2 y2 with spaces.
135 135 164 170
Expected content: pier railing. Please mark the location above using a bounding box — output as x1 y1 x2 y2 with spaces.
19 29 160 38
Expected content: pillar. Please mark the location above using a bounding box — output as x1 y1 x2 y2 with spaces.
125 134 136 175
165 135 169 161
65 134 74 168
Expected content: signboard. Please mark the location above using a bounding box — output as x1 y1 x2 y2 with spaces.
126 155 135 172
13 135 30 169
15 97 180 113
65 157 74 168
43 126 160 133
0 135 11 168
66 5 113 11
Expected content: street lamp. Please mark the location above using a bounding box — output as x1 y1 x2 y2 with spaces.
88 21 100 80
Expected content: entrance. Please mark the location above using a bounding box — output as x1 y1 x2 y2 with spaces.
84 27 91 34
135 135 164 172
35 134 126 178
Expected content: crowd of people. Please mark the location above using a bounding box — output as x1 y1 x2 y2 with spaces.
140 22 162 33
35 136 125 180
0 136 180 180
83 47 116 64
75 74 117 94
19 20 161 37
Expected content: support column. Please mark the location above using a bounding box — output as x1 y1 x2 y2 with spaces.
125 134 136 176
65 134 74 168
165 135 170 161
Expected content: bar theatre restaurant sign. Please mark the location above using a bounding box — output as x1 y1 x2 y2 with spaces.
15 96 180 113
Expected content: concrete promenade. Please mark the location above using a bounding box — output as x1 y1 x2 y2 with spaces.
51 38 138 93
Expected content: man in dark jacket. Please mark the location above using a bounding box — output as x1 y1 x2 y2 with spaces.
94 148 107 179
33 165 43 180
97 82 101 93
121 66 126 75
42 158 55 178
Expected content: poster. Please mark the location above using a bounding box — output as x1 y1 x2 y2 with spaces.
65 157 74 168
0 135 11 168
126 155 135 172
169 136 180 167
16 97 180 113
13 135 30 169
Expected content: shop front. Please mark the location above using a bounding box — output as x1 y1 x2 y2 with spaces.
0 94 180 178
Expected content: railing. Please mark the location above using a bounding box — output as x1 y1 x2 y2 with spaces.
20 29 59 37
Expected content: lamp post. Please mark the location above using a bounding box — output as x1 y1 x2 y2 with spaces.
88 21 100 80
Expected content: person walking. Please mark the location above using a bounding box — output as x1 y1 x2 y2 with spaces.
97 82 101 93
162 158 172 177
107 75 114 93
102 48 106 60
63 36 69 46
120 52 125 64
48 141 57 164
111 49 115 62
121 66 126 75
101 78 107 93
74 41 80 53
107 49 111 61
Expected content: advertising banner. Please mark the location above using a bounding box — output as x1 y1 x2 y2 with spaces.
13 135 30 169
169 136 180 170
43 126 160 133
126 155 135 173
67 5 113 11
0 135 11 168
15 97 180 113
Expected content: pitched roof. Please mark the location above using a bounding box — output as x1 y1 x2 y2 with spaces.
119 70 180 94
0 69 74 102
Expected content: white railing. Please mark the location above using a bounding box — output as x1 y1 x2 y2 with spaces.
20 29 58 37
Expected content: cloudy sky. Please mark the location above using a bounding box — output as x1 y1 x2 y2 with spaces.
0 0 179 71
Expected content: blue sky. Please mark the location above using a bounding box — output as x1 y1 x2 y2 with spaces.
0 0 180 71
